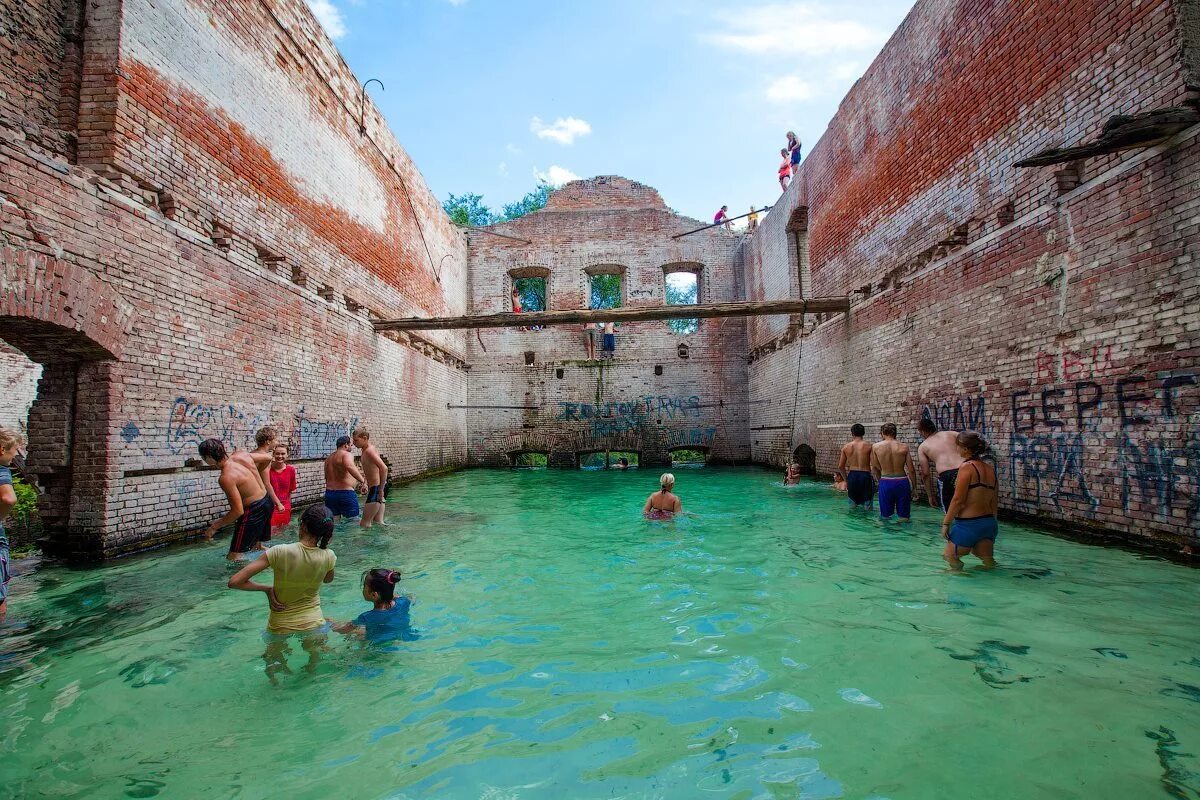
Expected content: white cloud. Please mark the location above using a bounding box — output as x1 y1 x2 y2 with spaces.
497 161 508 176
530 116 592 145
765 75 814 104
306 0 347 39
534 165 581 186
704 4 886 56
505 143 522 155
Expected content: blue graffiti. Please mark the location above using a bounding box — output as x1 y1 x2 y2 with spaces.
120 421 141 442
294 408 360 459
166 397 265 454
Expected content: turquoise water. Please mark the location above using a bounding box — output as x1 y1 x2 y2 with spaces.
1 467 1198 799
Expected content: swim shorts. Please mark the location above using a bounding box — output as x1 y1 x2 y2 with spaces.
845 470 874 507
324 489 360 518
949 515 998 548
937 468 959 512
366 484 384 504
790 148 801 165
602 333 616 351
230 494 273 554
878 476 912 519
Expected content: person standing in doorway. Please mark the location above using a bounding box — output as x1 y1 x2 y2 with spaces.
200 438 273 561
916 418 965 512
872 423 918 521
324 436 365 520
602 321 616 360
778 148 792 191
354 428 389 529
834 424 874 509
0 428 24 621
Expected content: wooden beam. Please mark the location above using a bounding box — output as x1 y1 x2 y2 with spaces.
372 297 850 331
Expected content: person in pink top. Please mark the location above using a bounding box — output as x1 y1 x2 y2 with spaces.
269 444 298 536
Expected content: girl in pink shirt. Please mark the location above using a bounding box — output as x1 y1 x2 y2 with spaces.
269 444 298 535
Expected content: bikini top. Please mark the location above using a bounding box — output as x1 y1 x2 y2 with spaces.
965 458 997 491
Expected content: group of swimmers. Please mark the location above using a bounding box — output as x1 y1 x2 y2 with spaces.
784 420 999 569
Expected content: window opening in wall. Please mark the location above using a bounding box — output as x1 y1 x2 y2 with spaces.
792 444 817 476
509 451 548 468
654 365 663 376
578 451 640 470
513 277 546 313
665 271 699 335
677 343 690 359
589 273 622 310
556 368 564 379
669 447 708 467
787 206 810 299
524 351 535 366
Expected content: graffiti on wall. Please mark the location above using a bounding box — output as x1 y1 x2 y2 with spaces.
293 407 360 459
1114 374 1199 522
1009 382 1101 513
921 394 989 440
166 397 267 454
557 395 703 438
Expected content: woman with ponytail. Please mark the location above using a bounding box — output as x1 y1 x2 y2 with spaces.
643 473 682 519
941 431 999 569
331 568 414 643
229 504 337 681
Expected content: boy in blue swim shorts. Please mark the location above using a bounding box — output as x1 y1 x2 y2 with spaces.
323 436 366 520
871 423 917 521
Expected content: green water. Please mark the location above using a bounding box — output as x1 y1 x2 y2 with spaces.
2 467 1198 799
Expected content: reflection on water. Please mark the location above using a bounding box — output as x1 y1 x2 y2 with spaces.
0 467 1198 799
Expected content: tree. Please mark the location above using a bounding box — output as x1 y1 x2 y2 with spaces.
443 182 553 227
500 183 552 221
589 273 622 310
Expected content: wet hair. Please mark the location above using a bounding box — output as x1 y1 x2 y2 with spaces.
850 424 865 437
255 427 278 447
917 418 937 435
362 568 401 602
198 438 227 462
957 431 989 458
619 458 629 466
660 472 675 491
300 504 335 548
881 423 898 437
0 427 23 452
336 435 352 448
352 427 369 440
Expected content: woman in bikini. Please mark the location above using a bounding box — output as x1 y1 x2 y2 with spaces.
941 431 998 569
643 473 682 519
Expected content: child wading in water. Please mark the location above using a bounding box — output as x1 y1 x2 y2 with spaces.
332 568 414 643
269 444 297 538
228 505 337 682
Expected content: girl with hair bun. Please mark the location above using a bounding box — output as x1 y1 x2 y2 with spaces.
331 567 414 643
643 472 682 519
228 504 337 681
941 431 999 569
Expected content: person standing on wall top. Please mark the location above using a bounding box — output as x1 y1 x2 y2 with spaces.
199 438 274 561
786 131 802 174
324 436 366 520
714 206 730 229
602 321 616 360
834 424 874 509
779 148 792 191
872 423 918 522
916 418 965 512
354 428 389 529
942 431 999 569
747 206 759 231
0 428 25 621
583 322 597 360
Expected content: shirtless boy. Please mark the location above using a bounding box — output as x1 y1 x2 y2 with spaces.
353 428 389 529
324 436 366 520
249 427 286 531
916 418 965 511
200 438 274 560
871 423 918 521
784 461 802 485
834 424 874 508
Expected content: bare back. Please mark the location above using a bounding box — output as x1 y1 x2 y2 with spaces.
644 490 681 514
231 450 268 492
841 440 872 472
872 439 911 476
917 431 965 475
954 459 999 518
222 458 265 506
324 450 357 490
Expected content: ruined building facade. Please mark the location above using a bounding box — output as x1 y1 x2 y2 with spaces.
0 0 1196 557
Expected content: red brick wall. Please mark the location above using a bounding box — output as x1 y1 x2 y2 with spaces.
464 177 750 467
742 0 1200 551
0 0 468 556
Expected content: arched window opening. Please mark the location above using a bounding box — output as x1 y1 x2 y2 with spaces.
793 444 817 476
508 450 549 468
578 450 639 469
669 447 708 466
586 265 624 310
663 264 702 336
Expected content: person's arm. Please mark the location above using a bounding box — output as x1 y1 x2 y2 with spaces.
323 568 335 584
329 619 363 635
835 447 848 480
673 496 682 512
905 447 918 497
205 474 244 540
343 452 367 488
0 483 16 522
259 460 283 512
288 466 298 495
942 463 973 539
917 445 934 503
367 450 388 495
642 494 653 514
227 553 284 610
870 447 881 483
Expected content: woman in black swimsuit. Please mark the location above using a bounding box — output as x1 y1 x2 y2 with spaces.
942 431 999 568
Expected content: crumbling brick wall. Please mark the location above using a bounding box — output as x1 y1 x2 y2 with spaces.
741 0 1200 550
464 177 750 467
0 0 468 556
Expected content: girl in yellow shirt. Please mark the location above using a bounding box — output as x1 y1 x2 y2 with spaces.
229 505 337 682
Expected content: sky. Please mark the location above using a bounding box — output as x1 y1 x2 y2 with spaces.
309 0 916 222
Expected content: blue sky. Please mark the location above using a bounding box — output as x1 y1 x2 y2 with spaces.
309 0 915 222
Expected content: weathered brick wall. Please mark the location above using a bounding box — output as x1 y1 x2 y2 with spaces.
0 0 468 556
742 0 1200 550
0 343 40 432
464 177 750 467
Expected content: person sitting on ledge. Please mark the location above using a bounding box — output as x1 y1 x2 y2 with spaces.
644 472 682 519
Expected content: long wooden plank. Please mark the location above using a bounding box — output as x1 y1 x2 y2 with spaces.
372 297 850 331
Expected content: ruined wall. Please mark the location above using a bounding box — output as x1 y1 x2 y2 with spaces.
742 0 1200 550
464 177 749 467
0 0 468 556
0 344 40 433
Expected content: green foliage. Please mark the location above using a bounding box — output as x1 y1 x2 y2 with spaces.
670 449 707 464
589 274 622 310
665 272 699 335
443 182 553 228
512 452 548 468
513 277 546 312
7 476 41 541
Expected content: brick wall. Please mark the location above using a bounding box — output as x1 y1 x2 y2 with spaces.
464 177 750 467
0 343 40 432
742 0 1200 551
0 0 468 557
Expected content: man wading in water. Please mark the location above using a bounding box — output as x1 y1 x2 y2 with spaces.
916 418 965 512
